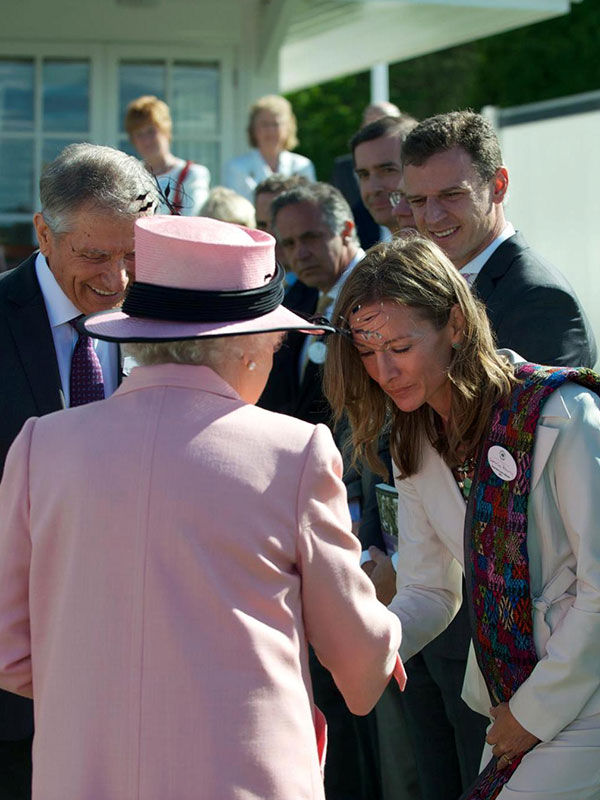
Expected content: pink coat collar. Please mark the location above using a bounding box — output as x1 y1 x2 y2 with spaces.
113 363 243 403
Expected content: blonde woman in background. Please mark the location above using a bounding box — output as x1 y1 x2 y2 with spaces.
224 94 315 201
125 95 210 216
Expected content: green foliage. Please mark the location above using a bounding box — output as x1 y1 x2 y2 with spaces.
287 0 599 181
289 72 370 181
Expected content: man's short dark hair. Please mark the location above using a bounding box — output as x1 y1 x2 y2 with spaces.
350 114 418 161
254 173 310 202
401 110 503 183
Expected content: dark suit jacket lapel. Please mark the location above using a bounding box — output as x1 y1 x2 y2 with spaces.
289 283 322 407
473 232 528 303
5 255 65 414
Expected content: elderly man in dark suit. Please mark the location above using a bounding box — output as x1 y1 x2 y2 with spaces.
0 143 157 799
399 110 596 368
259 183 363 426
258 183 414 800
259 182 387 545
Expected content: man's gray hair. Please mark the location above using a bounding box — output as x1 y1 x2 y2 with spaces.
271 182 358 244
40 143 159 234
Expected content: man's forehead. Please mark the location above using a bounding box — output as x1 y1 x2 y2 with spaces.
255 191 276 217
276 201 324 231
64 210 136 246
403 146 478 186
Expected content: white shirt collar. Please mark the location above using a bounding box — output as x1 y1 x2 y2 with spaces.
35 252 81 327
460 222 515 281
322 247 365 306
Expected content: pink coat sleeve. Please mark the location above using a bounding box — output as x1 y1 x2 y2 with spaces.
296 424 405 716
0 417 36 698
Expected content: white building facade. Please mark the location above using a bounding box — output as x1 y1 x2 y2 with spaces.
0 0 576 265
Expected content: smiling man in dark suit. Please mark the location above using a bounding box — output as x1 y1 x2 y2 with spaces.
0 142 157 799
400 110 596 368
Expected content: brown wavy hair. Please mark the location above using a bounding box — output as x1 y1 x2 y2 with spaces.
323 235 516 478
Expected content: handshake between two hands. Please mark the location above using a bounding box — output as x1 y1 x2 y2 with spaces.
361 546 397 605
360 547 540 769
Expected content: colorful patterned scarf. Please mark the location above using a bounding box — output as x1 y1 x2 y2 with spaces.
461 363 600 800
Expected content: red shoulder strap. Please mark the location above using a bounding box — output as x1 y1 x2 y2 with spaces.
171 160 193 214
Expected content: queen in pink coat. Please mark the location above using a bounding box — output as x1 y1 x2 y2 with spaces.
0 216 404 800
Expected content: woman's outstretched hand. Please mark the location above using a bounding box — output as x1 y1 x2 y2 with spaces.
487 702 540 769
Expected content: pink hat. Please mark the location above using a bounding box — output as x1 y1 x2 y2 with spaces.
81 215 333 342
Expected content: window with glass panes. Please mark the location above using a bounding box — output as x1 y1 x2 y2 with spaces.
117 60 220 185
0 55 221 271
0 57 90 269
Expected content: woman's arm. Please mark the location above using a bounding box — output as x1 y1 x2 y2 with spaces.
183 163 210 216
388 468 463 662
222 155 252 199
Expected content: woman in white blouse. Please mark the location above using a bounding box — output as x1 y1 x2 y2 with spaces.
125 95 210 216
224 95 315 201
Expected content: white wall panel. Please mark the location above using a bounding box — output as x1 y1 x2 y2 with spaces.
499 110 600 366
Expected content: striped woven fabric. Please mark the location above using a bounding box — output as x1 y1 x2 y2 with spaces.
461 362 600 800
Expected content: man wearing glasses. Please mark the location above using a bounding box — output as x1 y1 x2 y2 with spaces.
351 114 418 239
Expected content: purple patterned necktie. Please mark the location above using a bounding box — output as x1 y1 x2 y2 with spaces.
69 318 105 407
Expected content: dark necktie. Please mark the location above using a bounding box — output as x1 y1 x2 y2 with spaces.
69 318 105 407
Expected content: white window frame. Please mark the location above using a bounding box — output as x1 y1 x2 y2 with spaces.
105 42 234 183
0 41 105 239
0 40 235 245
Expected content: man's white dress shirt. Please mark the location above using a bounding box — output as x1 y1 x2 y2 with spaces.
459 222 515 286
35 253 119 407
299 247 365 379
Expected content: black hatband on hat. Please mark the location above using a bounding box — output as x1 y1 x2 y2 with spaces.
122 262 286 323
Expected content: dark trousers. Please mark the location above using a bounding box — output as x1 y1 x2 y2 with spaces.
0 736 32 800
310 646 381 800
401 648 488 800
311 645 423 800
375 680 422 800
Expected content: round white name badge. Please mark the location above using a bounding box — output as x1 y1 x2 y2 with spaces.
308 340 327 364
487 446 517 482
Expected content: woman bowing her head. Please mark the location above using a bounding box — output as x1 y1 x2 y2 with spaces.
324 234 600 800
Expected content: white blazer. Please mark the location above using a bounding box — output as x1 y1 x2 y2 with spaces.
223 148 316 200
388 352 600 743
